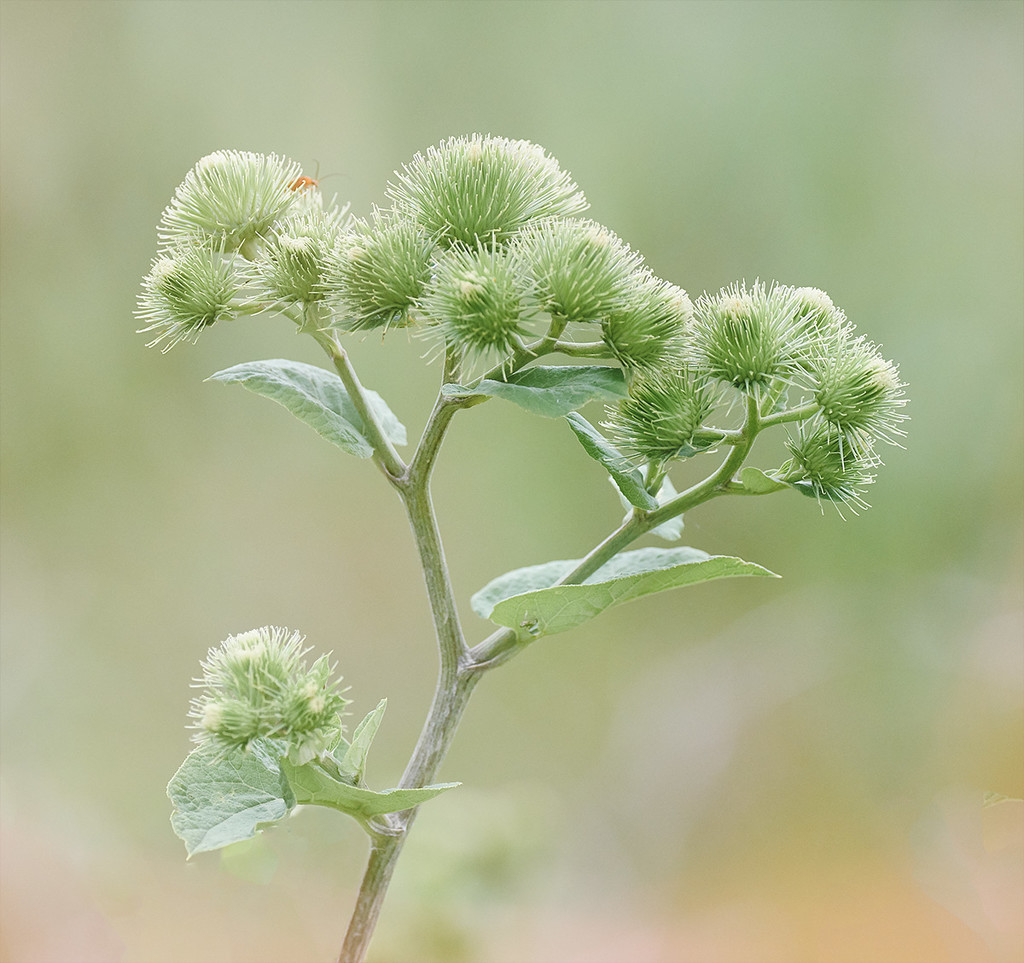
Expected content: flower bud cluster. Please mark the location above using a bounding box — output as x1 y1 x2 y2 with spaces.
138 138 701 369
780 322 905 512
137 138 907 511
604 276 905 512
188 626 349 765
323 134 696 368
137 149 351 349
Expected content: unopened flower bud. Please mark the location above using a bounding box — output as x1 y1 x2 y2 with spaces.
387 134 588 247
136 245 243 351
200 697 262 748
327 211 434 331
421 243 535 357
256 206 348 305
784 426 878 515
813 335 907 446
691 281 809 391
604 368 718 463
777 285 850 347
602 272 693 370
159 150 304 254
512 218 644 325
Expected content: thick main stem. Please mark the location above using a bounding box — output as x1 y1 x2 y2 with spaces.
338 668 479 963
338 396 473 963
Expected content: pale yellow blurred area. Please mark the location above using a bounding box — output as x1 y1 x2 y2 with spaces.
1 1 1021 961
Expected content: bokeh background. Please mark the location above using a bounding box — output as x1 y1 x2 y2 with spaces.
2 2 1021 961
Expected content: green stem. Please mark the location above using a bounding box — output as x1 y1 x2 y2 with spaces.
475 315 568 382
759 400 819 430
337 669 480 963
314 330 407 482
338 389 473 962
649 392 760 521
550 339 613 358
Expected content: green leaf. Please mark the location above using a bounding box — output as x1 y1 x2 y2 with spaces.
279 758 459 819
167 725 458 856
565 412 658 510
442 365 626 418
473 546 778 640
209 359 406 456
740 467 789 494
167 739 295 858
472 558 580 619
471 546 712 619
338 699 387 781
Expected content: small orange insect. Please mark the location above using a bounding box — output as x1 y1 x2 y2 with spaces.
288 161 321 192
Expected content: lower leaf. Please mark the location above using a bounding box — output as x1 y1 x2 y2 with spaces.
167 732 459 857
473 546 778 641
280 758 459 819
167 739 294 858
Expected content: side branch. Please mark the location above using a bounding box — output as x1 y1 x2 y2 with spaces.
314 330 407 481
467 395 766 669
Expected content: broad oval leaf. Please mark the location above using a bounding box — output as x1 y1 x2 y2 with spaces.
473 546 778 641
442 365 626 418
209 359 406 456
280 758 459 819
167 739 295 858
472 558 581 618
565 413 658 510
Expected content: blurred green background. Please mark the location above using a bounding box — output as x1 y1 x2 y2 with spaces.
2 2 1021 961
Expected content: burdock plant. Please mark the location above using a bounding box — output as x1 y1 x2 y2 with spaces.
142 136 907 962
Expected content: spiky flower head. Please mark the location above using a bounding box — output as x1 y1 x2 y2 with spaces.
136 244 244 351
159 150 303 256
420 243 536 358
387 134 588 247
776 285 850 348
690 281 811 392
327 210 434 331
812 335 907 447
512 217 644 325
255 205 349 305
188 626 350 764
783 425 878 516
602 272 693 370
604 368 718 463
